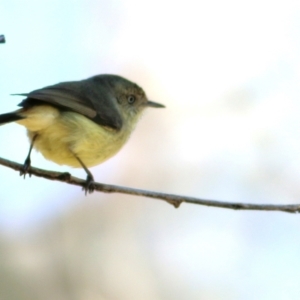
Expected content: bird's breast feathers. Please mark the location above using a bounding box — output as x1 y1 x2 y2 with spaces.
17 105 132 167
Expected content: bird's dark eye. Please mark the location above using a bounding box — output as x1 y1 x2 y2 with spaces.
127 95 136 104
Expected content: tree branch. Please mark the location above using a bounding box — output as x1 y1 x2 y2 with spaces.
0 156 299 213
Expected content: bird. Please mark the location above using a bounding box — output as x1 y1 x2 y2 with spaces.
0 74 165 193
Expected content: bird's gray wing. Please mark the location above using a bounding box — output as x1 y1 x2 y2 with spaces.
14 79 123 130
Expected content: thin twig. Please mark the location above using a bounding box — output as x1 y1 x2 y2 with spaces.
0 35 5 43
0 156 299 213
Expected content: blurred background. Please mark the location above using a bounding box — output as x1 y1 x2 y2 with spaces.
1 0 300 299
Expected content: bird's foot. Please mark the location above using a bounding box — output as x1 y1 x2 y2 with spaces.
82 174 95 195
20 157 32 178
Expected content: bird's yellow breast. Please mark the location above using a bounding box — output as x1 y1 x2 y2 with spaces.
17 105 132 168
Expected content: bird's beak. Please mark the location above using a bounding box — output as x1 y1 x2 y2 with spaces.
146 100 165 108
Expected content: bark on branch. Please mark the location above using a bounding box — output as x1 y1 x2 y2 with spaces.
0 156 299 213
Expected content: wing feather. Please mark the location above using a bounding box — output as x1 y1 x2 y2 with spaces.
14 77 123 130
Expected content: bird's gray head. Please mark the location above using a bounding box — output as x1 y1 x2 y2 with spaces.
93 74 164 119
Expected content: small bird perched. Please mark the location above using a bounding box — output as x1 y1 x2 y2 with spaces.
0 74 165 193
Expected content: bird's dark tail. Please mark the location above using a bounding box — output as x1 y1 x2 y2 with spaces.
0 112 24 125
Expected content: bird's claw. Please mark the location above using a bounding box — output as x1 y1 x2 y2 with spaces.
82 174 95 195
20 157 31 178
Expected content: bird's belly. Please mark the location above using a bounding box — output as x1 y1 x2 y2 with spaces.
27 111 129 168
